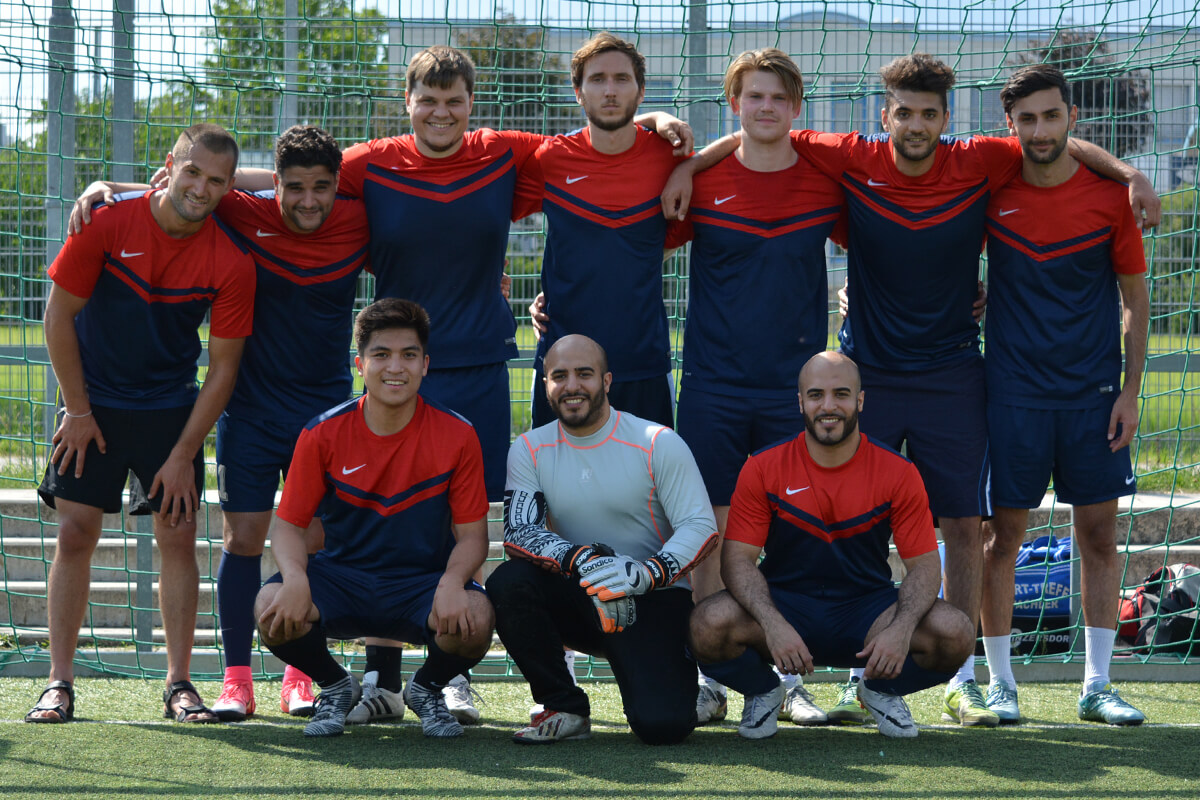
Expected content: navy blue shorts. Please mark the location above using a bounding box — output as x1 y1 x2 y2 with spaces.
676 385 801 506
266 555 486 643
857 359 990 519
421 362 510 503
532 368 674 430
215 412 307 513
989 401 1136 508
770 584 898 668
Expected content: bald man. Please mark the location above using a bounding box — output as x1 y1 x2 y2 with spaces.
487 334 718 745
687 352 974 739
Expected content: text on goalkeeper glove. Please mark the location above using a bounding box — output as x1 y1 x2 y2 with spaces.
578 554 656 601
590 593 636 634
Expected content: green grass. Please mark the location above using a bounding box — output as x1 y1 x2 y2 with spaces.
1 678 1198 799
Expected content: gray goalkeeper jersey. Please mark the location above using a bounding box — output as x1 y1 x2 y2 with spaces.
504 408 718 590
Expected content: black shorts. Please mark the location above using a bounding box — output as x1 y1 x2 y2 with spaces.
38 404 203 515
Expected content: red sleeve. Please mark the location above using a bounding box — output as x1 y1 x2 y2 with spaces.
790 130 856 181
276 427 327 527
498 129 547 170
512 141 546 221
336 140 374 198
449 426 490 523
209 249 255 339
724 456 773 548
890 461 938 560
970 135 1023 190
46 206 114 298
1110 193 1148 275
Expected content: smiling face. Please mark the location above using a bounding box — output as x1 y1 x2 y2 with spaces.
355 326 429 413
798 355 864 449
1007 86 1077 166
575 50 645 132
274 164 337 234
881 89 950 170
731 69 802 146
163 143 236 224
405 77 473 158
544 335 612 435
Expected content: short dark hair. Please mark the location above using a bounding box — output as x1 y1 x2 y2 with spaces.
171 123 239 171
571 32 645 90
1001 64 1072 114
274 125 342 176
878 53 956 111
354 298 431 353
406 45 476 96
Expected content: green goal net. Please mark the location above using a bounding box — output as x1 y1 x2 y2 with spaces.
0 0 1197 680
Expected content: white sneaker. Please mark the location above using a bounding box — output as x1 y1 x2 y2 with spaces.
695 684 728 725
443 674 481 725
514 709 591 744
738 684 784 740
345 681 404 724
858 681 918 738
781 684 828 725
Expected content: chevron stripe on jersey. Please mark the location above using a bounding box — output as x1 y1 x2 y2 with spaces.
681 153 843 397
725 433 936 599
338 130 543 368
216 190 369 422
47 190 254 410
277 395 488 576
984 165 1146 409
791 130 1022 371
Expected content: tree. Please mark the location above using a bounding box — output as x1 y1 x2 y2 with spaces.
1020 29 1151 158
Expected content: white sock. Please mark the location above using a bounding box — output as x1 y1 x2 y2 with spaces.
774 666 798 689
563 649 578 686
1083 627 1115 693
362 670 379 687
849 668 864 681
698 670 726 695
983 635 1015 688
949 653 977 689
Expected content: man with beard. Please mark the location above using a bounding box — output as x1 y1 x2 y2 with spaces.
516 33 689 428
978 65 1148 726
687 351 975 739
486 335 718 745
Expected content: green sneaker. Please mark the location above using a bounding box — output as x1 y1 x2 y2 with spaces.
1078 684 1146 726
826 678 869 724
984 681 1021 724
942 680 1000 727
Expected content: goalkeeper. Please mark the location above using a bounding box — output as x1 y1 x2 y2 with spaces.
488 335 718 745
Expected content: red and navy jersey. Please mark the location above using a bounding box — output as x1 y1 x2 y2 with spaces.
217 190 369 422
726 433 936 599
48 190 254 410
680 153 843 397
793 131 1022 371
515 126 688 381
278 395 489 576
339 130 543 368
985 165 1146 409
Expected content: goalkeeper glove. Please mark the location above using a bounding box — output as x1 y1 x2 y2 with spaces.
578 554 667 601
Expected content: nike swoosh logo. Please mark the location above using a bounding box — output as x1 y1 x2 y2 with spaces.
785 486 810 495
342 464 366 475
867 179 888 187
119 250 144 258
998 209 1019 217
714 195 736 205
1125 476 1136 485
256 229 280 237
565 175 588 184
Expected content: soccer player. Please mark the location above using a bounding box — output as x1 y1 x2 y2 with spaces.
979 64 1149 726
26 124 254 724
675 48 844 727
689 351 975 739
487 334 718 745
254 298 494 738
516 33 690 429
664 52 1159 728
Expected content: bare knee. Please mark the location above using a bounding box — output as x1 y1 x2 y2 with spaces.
688 591 752 662
222 511 272 556
915 600 975 671
435 592 495 658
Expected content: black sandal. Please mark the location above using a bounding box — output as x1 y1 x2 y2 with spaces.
25 680 75 723
163 680 218 723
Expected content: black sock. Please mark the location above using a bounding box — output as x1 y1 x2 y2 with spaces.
364 644 404 693
266 627 346 688
411 638 479 691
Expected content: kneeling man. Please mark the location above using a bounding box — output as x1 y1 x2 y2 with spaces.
254 298 493 738
689 351 974 739
488 334 718 745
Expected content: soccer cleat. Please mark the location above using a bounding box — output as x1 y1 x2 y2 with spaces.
345 681 405 724
280 674 315 717
858 681 918 738
212 678 255 722
985 681 1021 724
303 672 361 738
403 680 464 738
514 709 592 744
780 684 828 725
1078 684 1146 726
443 674 482 725
695 684 728 725
738 684 784 740
827 678 869 724
942 680 1000 727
